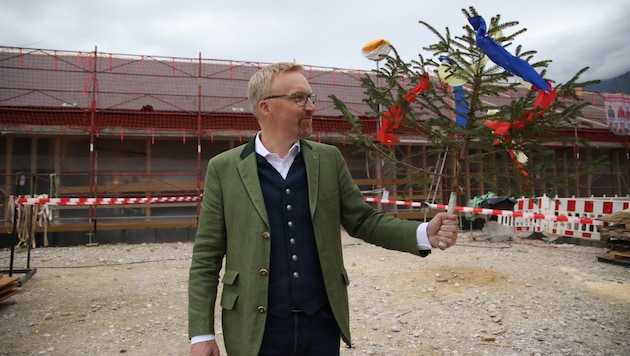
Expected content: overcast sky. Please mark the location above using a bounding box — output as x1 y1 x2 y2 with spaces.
2 0 629 83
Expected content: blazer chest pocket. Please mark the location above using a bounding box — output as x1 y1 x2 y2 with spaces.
221 270 239 311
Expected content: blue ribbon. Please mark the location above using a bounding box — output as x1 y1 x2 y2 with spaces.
453 86 468 126
468 15 550 93
438 56 469 125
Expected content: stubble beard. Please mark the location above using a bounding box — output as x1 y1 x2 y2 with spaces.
298 117 313 139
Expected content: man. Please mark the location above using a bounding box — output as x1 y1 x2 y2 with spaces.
188 62 459 356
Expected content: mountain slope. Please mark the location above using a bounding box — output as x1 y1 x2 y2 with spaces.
585 71 630 94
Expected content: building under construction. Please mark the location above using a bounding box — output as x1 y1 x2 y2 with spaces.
1 47 628 246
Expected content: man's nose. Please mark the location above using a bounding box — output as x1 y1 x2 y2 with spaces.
304 97 316 111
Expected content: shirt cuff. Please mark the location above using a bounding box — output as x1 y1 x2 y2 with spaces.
416 222 432 250
191 334 215 345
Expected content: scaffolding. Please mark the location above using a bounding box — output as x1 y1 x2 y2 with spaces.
1 46 628 244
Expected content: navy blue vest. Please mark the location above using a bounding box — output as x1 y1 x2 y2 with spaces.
256 153 327 318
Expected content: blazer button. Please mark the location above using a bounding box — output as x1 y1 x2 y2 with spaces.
257 306 266 313
262 231 271 240
259 268 269 276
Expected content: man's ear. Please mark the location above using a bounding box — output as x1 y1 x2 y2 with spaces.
258 99 272 118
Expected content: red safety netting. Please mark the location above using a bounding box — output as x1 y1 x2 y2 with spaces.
0 47 378 136
1 47 612 145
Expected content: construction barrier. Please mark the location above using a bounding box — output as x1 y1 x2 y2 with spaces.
13 194 630 241
14 196 200 206
514 195 630 240
364 195 630 241
10 195 201 247
364 197 605 226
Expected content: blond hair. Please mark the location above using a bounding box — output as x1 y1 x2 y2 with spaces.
248 62 303 117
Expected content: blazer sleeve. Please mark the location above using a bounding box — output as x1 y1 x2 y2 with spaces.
332 146 422 255
188 157 227 338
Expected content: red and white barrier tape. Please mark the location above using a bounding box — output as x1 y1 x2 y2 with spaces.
14 196 199 206
364 197 604 226
15 195 606 227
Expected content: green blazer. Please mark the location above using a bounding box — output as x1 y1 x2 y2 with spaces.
188 139 421 355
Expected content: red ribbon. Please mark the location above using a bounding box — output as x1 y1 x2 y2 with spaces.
483 82 556 181
376 72 431 149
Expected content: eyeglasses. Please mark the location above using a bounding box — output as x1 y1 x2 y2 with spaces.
263 92 317 107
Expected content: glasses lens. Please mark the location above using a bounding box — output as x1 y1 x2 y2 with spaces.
292 93 316 106
293 93 307 106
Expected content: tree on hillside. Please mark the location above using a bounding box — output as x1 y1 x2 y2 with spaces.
331 6 605 204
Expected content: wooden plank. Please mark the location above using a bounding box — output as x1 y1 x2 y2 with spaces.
0 275 20 302
597 253 630 266
389 194 429 202
0 218 198 233
0 288 20 302
58 181 199 195
0 275 20 289
610 251 630 260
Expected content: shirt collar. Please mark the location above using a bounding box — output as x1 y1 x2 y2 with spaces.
255 132 301 158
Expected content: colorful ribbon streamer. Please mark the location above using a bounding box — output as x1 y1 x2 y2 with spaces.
376 72 431 149
437 56 468 126
453 86 468 126
468 15 550 93
470 15 557 181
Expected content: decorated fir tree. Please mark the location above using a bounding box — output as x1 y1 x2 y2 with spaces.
331 6 605 204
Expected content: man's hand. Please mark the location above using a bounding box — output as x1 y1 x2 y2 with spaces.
426 212 459 250
191 340 220 356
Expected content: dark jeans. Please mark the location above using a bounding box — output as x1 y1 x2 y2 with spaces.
258 308 341 356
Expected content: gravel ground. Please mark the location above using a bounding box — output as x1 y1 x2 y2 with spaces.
1 230 629 356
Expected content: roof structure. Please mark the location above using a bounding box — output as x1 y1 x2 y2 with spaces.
0 46 623 144
0 48 372 134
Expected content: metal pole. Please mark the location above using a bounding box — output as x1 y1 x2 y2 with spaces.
197 52 202 216
26 174 33 268
375 61 384 210
88 46 98 243
8 173 25 276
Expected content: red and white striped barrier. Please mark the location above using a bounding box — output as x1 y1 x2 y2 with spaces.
14 196 199 206
511 196 630 239
554 197 628 215
533 196 628 239
16 194 627 241
363 197 604 226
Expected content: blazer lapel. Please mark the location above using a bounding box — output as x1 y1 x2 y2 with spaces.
301 140 320 219
237 141 270 228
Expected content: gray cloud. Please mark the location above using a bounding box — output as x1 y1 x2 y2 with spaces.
2 0 628 83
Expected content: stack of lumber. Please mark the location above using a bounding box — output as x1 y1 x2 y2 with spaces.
597 208 630 264
0 274 20 302
598 208 630 240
